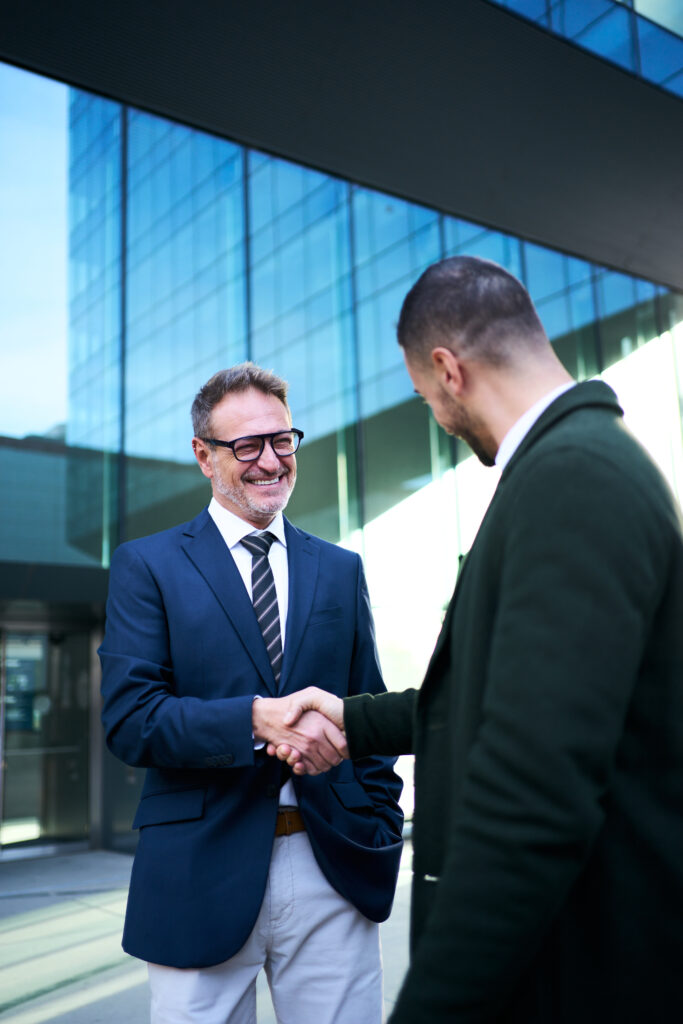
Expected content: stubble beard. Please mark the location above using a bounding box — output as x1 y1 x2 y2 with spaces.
447 403 497 468
213 461 296 524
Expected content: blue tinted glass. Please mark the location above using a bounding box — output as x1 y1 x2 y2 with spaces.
307 219 346 293
442 215 483 252
634 0 683 38
249 161 275 232
411 221 442 276
663 68 683 96
577 8 635 70
536 294 571 339
569 282 596 329
524 243 566 302
565 256 593 287
465 231 522 278
504 0 549 24
551 0 615 37
597 271 637 316
635 278 656 303
637 18 683 81
353 189 413 259
306 178 343 225
274 160 305 213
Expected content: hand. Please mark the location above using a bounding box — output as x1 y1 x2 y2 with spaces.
265 687 346 776
252 693 347 775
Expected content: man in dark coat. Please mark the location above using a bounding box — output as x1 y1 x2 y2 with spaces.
273 256 683 1022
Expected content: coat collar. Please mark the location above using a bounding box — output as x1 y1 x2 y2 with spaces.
422 380 623 681
179 510 319 695
500 379 622 483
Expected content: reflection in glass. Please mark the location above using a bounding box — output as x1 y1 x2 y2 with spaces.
1 632 90 847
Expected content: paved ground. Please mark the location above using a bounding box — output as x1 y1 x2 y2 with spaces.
0 842 412 1023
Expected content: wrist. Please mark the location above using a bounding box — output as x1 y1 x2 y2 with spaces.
252 695 272 742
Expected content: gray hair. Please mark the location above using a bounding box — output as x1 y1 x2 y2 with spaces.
191 362 290 437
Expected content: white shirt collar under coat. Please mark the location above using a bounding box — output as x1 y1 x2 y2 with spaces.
208 497 287 550
495 382 575 472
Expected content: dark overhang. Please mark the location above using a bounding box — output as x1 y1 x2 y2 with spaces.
3 0 682 291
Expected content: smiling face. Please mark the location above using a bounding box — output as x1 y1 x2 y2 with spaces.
193 388 297 527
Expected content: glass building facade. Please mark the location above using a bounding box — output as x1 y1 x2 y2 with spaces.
1 58 682 853
491 0 683 97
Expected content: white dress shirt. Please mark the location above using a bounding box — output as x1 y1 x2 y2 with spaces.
208 497 288 646
495 382 575 472
208 497 297 805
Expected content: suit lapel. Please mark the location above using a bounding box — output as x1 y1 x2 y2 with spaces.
280 519 319 694
180 509 277 695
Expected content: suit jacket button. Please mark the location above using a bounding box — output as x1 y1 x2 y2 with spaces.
265 785 278 798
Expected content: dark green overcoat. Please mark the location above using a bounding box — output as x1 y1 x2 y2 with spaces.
346 381 683 1023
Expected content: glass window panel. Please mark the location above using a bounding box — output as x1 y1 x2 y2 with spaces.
524 243 567 302
536 294 571 339
274 159 305 212
551 0 616 37
565 255 593 287
569 280 597 330
279 237 306 311
634 0 683 38
576 7 635 70
305 178 343 225
637 18 683 82
354 189 412 258
1 632 91 848
663 68 683 96
502 0 549 24
464 231 523 278
411 220 442 274
597 270 637 317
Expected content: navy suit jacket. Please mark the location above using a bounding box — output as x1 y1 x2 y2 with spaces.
99 508 403 968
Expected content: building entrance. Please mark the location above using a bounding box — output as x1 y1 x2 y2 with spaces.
0 628 91 851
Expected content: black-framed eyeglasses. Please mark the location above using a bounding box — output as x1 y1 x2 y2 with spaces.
199 429 304 462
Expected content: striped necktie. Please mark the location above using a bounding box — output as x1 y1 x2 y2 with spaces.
241 531 283 687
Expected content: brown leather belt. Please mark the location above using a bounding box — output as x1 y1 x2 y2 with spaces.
275 807 306 837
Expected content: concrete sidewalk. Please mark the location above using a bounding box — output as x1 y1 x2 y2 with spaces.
0 843 412 1023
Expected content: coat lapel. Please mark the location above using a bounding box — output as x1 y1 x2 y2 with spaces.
500 379 622 484
180 509 277 695
280 519 319 694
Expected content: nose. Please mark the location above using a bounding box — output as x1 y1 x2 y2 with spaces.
255 440 282 472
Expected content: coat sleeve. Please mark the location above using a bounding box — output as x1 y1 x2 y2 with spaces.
389 447 672 1022
345 689 417 758
99 541 257 770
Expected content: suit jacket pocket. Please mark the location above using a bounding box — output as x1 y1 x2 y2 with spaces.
307 606 344 626
132 788 206 829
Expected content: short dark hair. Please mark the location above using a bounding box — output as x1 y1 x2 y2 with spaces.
397 256 547 366
191 362 290 437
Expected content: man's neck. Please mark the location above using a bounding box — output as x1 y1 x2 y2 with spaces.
479 364 574 453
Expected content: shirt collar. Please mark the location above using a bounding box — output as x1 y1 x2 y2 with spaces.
208 497 287 550
495 382 575 472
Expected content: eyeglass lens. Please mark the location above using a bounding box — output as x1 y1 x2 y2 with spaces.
234 432 298 461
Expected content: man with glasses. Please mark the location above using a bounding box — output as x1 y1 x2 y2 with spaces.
99 362 403 1024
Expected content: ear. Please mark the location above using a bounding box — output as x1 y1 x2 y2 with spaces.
430 347 465 395
192 438 214 480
